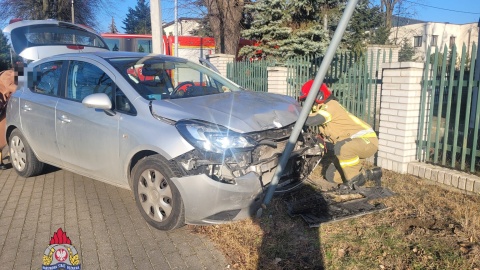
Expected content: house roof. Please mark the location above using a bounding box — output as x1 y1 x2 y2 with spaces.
163 17 202 28
392 15 426 27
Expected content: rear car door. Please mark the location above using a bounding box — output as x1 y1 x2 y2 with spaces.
55 59 122 183
19 60 63 165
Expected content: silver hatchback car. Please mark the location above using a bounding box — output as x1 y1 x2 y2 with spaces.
4 20 322 230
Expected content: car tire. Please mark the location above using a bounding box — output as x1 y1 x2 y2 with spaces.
131 154 185 231
9 129 45 177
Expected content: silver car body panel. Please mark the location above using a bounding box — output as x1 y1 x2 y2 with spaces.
171 172 263 224
151 91 301 133
17 90 61 164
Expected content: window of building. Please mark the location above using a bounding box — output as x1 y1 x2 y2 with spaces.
431 35 438 46
449 36 456 48
414 36 422 47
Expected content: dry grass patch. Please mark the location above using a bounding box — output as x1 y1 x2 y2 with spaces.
190 169 480 270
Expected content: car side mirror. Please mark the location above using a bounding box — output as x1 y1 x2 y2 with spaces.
82 93 112 110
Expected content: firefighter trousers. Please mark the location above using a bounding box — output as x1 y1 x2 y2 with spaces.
325 136 378 184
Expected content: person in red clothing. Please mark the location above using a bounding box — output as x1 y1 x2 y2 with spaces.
300 80 381 188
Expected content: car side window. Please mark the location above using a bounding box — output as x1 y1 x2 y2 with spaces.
31 61 63 96
66 61 115 102
114 89 136 115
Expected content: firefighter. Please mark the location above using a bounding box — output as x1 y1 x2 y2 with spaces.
300 80 381 188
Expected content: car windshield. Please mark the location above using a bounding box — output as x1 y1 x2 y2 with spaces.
108 56 242 100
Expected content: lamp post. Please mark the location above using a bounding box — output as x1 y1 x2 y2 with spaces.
71 0 74 23
174 0 178 57
261 0 360 210
150 0 164 54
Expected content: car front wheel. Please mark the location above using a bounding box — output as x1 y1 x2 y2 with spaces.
131 155 185 231
9 129 45 177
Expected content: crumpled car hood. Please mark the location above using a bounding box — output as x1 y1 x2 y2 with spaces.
151 91 301 133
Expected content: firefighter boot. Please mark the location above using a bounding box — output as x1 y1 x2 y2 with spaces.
365 167 382 186
346 173 366 190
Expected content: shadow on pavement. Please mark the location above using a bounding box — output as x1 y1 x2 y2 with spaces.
251 185 326 269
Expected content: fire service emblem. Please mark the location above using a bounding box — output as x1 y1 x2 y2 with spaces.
42 228 81 270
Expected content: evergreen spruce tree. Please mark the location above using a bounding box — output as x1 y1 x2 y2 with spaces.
108 17 119 34
346 0 383 53
370 25 390 45
240 0 331 60
398 38 415 62
123 0 151 34
240 0 292 59
0 33 12 71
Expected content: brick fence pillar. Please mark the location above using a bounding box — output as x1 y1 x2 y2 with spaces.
267 67 289 95
206 54 235 77
377 62 424 173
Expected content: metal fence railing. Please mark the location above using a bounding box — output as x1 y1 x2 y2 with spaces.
418 43 480 175
226 59 276 92
226 49 394 128
285 50 393 129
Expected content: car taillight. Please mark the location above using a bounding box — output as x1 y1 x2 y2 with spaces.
67 45 84 50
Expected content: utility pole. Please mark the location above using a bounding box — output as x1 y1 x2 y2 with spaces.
261 0 360 210
174 0 179 57
150 0 164 54
71 0 74 23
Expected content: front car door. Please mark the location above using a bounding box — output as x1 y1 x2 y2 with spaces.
19 60 63 165
56 59 121 184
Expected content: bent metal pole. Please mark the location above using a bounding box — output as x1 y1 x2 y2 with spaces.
262 0 360 207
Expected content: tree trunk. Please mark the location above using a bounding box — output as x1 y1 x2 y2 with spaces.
204 0 244 55
381 0 400 29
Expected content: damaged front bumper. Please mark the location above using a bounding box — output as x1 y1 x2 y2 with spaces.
171 172 264 225
170 125 323 225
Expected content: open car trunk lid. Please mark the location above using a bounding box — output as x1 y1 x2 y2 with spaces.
3 20 109 61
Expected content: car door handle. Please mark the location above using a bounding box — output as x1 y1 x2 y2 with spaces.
22 104 32 111
58 115 71 123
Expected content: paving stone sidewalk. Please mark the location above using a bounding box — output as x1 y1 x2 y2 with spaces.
0 167 228 269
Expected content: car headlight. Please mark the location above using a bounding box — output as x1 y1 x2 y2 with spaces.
175 120 256 153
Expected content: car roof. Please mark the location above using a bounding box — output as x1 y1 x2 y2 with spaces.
46 51 189 62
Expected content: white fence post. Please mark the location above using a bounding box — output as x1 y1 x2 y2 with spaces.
267 67 288 95
206 54 235 77
377 62 424 173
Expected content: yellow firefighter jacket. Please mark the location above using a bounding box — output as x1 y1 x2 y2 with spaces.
312 98 376 144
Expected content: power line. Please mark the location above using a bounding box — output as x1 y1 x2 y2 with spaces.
403 0 480 15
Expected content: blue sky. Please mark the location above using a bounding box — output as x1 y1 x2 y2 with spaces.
100 0 203 33
102 0 480 33
1 0 477 32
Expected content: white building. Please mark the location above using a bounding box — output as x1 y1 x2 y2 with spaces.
390 21 479 61
163 17 201 36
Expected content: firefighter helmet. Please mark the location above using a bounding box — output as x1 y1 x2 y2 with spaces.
299 80 331 104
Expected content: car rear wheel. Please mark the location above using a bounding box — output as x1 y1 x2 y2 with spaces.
131 155 185 231
9 129 45 177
